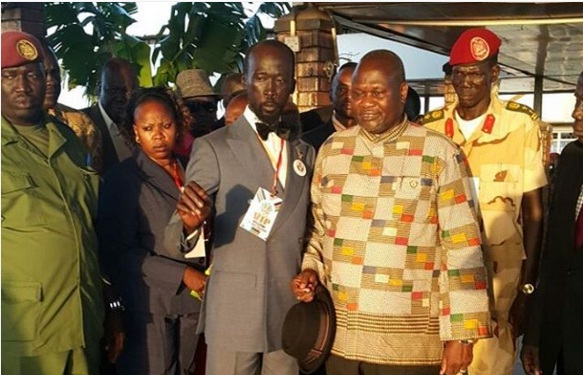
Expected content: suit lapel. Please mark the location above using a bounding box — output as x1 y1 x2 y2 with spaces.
134 150 180 201
269 138 310 237
226 117 278 191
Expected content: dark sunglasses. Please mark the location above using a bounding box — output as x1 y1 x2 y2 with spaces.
186 101 217 113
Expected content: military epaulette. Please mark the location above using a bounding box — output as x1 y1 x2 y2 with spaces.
419 109 444 125
506 101 539 121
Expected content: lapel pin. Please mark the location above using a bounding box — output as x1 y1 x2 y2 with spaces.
293 159 306 177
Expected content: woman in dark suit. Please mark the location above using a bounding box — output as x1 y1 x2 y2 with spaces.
98 87 207 375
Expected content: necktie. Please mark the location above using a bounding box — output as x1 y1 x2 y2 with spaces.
576 205 583 249
256 121 292 141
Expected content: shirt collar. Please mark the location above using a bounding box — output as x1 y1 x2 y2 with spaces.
359 115 409 143
332 114 347 132
243 105 283 137
98 101 118 132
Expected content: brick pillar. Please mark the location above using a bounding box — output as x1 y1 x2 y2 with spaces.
275 4 338 113
1 2 46 38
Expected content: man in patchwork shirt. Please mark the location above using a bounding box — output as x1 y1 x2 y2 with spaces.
420 28 547 375
292 50 491 375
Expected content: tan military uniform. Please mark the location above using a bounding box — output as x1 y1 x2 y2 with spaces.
421 95 547 375
48 103 103 172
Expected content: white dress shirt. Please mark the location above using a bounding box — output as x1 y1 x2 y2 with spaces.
243 106 288 189
98 101 133 161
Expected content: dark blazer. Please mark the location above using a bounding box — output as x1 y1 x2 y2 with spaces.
300 105 333 134
98 150 203 316
83 104 119 174
525 140 583 374
165 115 315 353
301 119 335 151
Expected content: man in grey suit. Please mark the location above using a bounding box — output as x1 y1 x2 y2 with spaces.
165 39 315 375
83 57 139 174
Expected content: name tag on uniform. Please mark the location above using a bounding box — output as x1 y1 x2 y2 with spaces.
240 187 282 241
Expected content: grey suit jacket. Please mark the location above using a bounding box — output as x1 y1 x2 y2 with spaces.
98 150 203 316
165 116 315 352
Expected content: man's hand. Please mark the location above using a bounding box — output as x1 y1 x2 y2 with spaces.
177 181 213 234
440 341 473 375
521 344 542 375
183 267 207 296
290 269 319 302
103 309 125 364
510 292 530 340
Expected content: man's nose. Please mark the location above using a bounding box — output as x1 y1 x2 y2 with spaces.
14 74 32 92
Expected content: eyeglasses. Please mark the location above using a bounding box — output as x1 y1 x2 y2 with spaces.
185 101 217 113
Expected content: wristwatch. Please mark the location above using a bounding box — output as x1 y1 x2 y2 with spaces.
520 283 535 295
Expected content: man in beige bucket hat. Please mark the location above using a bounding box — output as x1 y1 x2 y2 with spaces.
176 69 221 138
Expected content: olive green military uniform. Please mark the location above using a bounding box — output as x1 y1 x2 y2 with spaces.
420 95 547 375
1 115 104 375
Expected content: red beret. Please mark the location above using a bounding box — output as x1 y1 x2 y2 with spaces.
2 31 44 69
449 28 501 66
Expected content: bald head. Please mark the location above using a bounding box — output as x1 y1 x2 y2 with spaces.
351 50 408 134
225 92 248 126
357 50 406 85
221 72 245 107
100 57 139 124
243 40 296 124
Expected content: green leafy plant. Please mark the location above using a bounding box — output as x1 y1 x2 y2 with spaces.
46 2 152 97
44 2 290 99
152 2 290 86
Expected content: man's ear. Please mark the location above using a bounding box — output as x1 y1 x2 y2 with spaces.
400 82 409 104
490 64 500 84
290 78 296 95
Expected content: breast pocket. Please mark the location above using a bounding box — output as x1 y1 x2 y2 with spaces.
393 176 435 222
1 172 46 227
1 281 42 342
479 164 521 212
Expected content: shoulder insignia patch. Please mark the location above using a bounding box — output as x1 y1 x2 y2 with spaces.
506 101 539 120
419 110 444 125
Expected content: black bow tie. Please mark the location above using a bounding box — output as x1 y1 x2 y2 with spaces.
256 121 291 141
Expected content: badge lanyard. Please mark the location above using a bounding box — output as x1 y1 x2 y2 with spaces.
257 135 285 196
170 160 183 190
271 138 286 196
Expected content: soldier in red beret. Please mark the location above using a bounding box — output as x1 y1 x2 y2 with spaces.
1 30 109 375
421 28 547 375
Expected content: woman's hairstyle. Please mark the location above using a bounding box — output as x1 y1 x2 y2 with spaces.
120 86 194 147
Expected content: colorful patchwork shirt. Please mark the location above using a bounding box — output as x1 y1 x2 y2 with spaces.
302 118 492 365
420 95 547 264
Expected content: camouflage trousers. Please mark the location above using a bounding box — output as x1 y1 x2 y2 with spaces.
468 258 522 375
